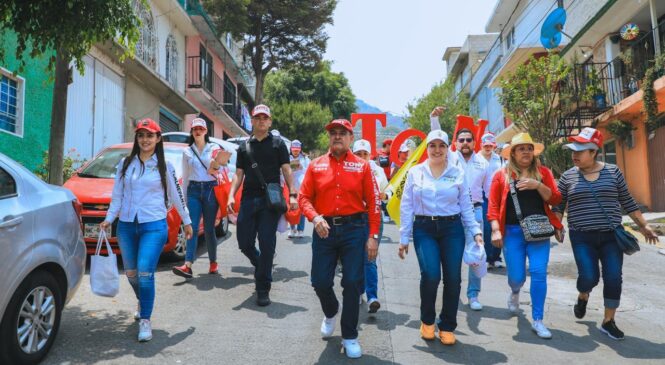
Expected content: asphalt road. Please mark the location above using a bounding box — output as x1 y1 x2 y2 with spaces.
43 221 665 364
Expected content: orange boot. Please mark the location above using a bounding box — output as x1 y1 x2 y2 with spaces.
420 322 436 340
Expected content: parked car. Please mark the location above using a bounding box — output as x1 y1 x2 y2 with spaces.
63 142 229 261
227 129 292 149
0 152 86 365
161 131 239 176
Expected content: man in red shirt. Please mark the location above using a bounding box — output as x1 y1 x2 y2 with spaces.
299 119 381 359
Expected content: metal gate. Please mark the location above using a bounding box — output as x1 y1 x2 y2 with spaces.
648 126 665 211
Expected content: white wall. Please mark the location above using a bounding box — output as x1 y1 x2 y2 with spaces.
151 0 187 94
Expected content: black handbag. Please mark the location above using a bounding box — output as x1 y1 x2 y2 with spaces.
509 178 555 242
579 171 640 255
245 140 287 214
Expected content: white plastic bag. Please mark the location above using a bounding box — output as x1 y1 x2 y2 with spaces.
276 214 289 233
464 242 488 278
90 230 119 297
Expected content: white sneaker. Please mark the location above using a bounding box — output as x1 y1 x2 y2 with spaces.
134 303 140 321
531 320 552 339
469 297 483 311
321 315 336 338
288 230 295 238
382 215 390 223
494 260 505 268
138 319 152 342
508 292 520 314
297 231 304 238
342 338 362 358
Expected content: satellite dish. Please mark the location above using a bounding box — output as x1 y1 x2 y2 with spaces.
540 7 569 49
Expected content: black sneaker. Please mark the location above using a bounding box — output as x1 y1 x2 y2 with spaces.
574 297 588 319
600 319 625 340
257 291 271 306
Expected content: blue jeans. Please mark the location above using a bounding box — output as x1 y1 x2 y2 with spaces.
466 205 484 299
117 218 168 320
413 216 465 332
570 230 623 309
483 196 502 263
237 196 280 292
503 225 550 320
185 181 219 263
311 215 368 339
364 218 383 301
290 214 306 232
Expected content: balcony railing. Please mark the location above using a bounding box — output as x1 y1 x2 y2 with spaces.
187 55 223 103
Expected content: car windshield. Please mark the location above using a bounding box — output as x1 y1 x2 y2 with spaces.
79 147 184 178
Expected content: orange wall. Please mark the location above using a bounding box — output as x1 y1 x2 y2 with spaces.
607 121 652 208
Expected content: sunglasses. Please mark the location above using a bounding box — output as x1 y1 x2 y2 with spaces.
457 138 473 143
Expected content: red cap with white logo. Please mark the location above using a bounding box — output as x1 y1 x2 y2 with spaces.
566 127 603 150
135 118 161 133
251 104 271 118
325 119 354 133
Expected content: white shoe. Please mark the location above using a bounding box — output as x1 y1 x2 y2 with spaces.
134 303 140 321
138 319 152 342
532 320 552 339
659 249 665 256
494 261 505 268
382 215 390 223
321 315 336 338
296 231 304 238
508 292 520 314
288 230 295 238
342 338 362 359
469 297 483 311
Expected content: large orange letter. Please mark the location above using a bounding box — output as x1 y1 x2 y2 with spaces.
351 113 387 156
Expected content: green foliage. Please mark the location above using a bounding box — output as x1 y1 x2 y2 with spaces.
541 142 572 178
404 79 469 134
582 67 604 102
0 0 140 75
642 53 665 132
606 120 635 144
270 101 333 152
202 0 337 102
35 148 86 183
499 54 570 146
264 61 356 119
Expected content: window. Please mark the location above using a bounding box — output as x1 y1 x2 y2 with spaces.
223 73 237 121
199 45 213 94
0 70 23 136
134 0 157 70
0 167 17 199
505 27 515 51
165 35 178 88
602 140 617 165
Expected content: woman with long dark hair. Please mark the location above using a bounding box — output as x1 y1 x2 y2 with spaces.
100 118 193 342
173 118 228 278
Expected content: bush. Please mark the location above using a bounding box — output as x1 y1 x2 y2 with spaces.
35 148 86 183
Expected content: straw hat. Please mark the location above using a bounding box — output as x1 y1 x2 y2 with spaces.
500 132 545 159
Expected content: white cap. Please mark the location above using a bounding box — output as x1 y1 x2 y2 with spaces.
564 142 599 151
251 104 271 117
353 139 372 153
191 118 207 129
426 130 450 146
399 142 410 153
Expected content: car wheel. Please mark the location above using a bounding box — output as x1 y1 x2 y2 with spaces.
215 217 229 237
164 223 187 261
0 270 63 365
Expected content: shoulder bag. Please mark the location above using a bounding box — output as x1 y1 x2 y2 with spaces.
245 140 287 214
578 170 640 255
509 177 555 242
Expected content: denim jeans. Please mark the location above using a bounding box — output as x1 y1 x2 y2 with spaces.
185 181 219 263
364 218 383 301
503 224 550 320
570 230 623 309
290 214 306 232
311 215 368 339
466 205 484 299
237 196 280 292
483 196 502 263
413 216 465 332
117 218 168 320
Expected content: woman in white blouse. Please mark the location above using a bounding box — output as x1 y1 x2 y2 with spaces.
398 129 483 346
173 118 228 279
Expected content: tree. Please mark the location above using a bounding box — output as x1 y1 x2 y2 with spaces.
270 100 332 151
202 0 337 103
264 61 356 119
405 79 469 134
498 53 572 176
0 1 139 185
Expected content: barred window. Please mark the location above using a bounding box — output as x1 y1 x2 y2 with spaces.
134 0 157 70
165 34 178 88
0 71 23 136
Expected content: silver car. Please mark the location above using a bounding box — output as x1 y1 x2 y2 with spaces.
0 152 86 365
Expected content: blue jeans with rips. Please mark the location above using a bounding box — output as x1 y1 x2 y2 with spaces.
466 205 484 299
503 224 550 320
311 215 368 339
185 181 219 263
117 218 168 320
570 230 623 309
413 216 465 332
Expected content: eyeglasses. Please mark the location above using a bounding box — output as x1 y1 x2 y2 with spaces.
457 138 473 143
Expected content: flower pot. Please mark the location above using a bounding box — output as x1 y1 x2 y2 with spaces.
593 94 607 109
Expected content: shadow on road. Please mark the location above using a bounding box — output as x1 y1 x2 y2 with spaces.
413 339 508 365
577 320 665 359
313 338 400 365
460 304 514 335
361 309 411 332
512 314 599 353
231 295 308 319
231 265 308 283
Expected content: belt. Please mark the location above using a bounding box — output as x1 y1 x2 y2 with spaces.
323 213 366 226
473 202 482 208
415 214 460 221
190 180 217 185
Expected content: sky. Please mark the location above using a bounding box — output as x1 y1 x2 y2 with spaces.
324 0 496 116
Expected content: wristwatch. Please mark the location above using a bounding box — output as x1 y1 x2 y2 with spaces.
371 234 379 239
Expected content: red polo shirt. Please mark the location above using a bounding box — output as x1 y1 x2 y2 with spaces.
299 150 381 236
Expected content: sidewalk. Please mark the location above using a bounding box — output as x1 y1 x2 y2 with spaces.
44 221 665 364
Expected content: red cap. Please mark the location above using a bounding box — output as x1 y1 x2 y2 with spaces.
568 127 603 148
382 138 393 146
135 118 161 133
325 119 354 133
